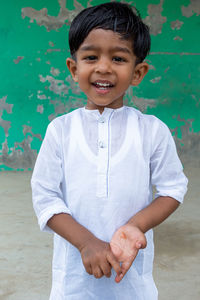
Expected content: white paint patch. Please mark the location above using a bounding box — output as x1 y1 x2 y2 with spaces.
37 105 44 114
150 76 162 84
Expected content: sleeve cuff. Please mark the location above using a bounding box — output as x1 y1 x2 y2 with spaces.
38 206 72 233
154 189 187 203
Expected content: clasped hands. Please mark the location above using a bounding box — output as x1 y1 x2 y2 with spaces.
80 224 147 283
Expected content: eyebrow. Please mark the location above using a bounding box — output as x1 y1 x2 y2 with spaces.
79 45 132 54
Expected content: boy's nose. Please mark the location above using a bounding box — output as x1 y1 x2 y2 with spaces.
95 57 112 74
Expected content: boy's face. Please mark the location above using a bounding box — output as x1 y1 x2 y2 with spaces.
67 29 149 112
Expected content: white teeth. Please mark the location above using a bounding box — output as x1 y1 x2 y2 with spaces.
98 83 110 87
95 82 113 87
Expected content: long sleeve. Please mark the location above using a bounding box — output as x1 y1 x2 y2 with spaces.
31 122 71 232
150 120 188 203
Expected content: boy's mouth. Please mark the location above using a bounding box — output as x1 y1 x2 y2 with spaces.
92 80 114 90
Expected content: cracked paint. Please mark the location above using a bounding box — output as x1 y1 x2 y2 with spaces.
39 74 81 96
173 36 183 41
170 20 183 30
0 125 42 169
13 56 24 64
125 88 156 113
50 67 61 77
37 105 44 114
0 137 37 170
0 96 13 137
173 117 200 165
150 76 162 84
21 0 92 31
144 0 167 35
181 0 200 18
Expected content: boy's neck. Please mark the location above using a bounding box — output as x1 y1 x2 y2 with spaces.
85 102 124 114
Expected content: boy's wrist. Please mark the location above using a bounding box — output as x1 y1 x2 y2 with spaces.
77 234 97 252
127 218 144 233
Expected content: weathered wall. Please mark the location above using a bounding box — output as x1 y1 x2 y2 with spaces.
0 0 199 170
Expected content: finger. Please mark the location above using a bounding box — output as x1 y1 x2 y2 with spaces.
107 252 122 276
139 236 147 249
86 264 93 275
83 260 93 275
110 242 122 258
93 266 104 279
100 262 112 278
136 241 142 249
115 259 132 283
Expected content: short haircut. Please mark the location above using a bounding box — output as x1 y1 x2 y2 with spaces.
68 2 151 64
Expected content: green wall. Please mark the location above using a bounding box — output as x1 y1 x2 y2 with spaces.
0 0 199 170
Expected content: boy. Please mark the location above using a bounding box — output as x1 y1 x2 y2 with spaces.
31 2 188 299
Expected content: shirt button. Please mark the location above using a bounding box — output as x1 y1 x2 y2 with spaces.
98 117 105 123
99 141 105 148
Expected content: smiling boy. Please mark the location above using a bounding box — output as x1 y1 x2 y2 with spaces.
31 2 188 299
66 28 148 111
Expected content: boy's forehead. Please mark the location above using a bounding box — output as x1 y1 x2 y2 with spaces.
78 28 134 53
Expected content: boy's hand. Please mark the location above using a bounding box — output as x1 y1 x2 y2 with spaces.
110 224 147 283
79 237 122 279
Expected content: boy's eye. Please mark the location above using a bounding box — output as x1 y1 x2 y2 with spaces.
113 56 126 62
84 55 97 61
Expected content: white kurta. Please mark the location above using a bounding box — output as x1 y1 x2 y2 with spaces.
31 106 188 300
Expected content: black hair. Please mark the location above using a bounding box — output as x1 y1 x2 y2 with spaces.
68 2 151 64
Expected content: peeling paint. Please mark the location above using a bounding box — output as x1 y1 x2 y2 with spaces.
22 125 42 141
131 96 156 113
0 96 13 137
39 75 69 95
37 105 44 114
37 94 47 100
0 125 42 169
45 49 61 54
13 56 24 64
21 0 91 31
0 137 37 170
150 76 162 84
144 0 167 35
181 0 200 18
0 96 13 114
65 75 82 95
125 88 156 113
148 64 156 70
0 119 11 138
39 74 81 96
50 67 61 77
49 41 55 47
48 95 83 121
173 36 183 41
170 20 183 30
173 117 200 165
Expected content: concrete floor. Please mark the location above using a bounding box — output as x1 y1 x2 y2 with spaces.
0 166 200 300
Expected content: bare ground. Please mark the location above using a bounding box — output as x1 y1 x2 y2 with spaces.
0 166 199 299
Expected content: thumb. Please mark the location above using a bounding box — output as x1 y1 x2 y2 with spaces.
115 260 132 283
136 235 147 249
110 242 122 258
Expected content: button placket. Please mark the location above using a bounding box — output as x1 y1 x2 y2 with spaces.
97 116 109 197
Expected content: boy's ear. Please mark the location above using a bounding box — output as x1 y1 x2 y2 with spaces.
131 62 149 86
66 58 78 82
